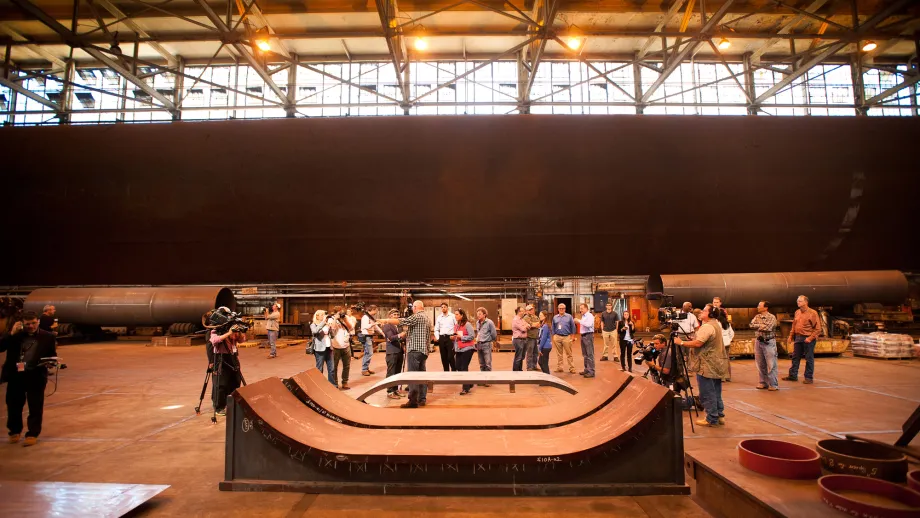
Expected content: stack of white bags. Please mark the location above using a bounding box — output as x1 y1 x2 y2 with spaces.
850 333 916 358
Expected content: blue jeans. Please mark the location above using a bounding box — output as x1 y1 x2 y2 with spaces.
267 330 278 356
755 339 779 388
407 351 428 405
512 338 527 371
788 336 816 380
696 374 724 425
314 349 335 385
456 349 475 391
360 334 374 372
581 333 595 375
527 338 539 370
477 343 493 372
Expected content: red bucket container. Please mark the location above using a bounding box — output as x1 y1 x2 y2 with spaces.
738 439 822 479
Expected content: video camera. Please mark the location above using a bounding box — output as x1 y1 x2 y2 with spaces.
351 301 366 313
202 306 251 334
632 338 660 365
654 294 687 331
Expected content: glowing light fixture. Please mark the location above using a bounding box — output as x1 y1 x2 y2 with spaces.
566 37 582 50
861 40 877 52
718 37 731 50
414 37 429 51
255 38 271 52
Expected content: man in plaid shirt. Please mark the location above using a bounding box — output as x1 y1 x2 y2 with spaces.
378 300 433 408
749 300 779 391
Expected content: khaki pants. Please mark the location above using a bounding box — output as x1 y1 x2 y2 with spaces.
552 334 575 372
601 331 619 360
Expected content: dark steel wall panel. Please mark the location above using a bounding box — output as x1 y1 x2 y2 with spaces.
2 115 918 285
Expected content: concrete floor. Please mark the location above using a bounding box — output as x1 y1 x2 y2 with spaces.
1 337 919 517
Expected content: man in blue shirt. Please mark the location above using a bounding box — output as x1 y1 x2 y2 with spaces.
552 303 576 374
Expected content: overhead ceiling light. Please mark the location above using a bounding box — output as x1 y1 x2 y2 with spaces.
566 37 582 50
255 38 271 52
414 37 429 51
861 40 877 52
718 37 731 50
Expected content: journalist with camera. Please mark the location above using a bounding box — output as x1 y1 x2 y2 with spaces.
206 314 248 417
263 303 281 359
674 304 729 428
1 311 57 446
636 334 672 385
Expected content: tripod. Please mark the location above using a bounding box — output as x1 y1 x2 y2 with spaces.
195 354 247 424
662 329 700 433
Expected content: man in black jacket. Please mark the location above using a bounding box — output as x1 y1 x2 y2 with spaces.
1 311 57 446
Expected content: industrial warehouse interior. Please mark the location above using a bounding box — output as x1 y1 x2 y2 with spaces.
2 0 920 517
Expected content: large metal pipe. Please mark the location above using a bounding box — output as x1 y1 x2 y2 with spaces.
23 287 236 326
657 271 908 308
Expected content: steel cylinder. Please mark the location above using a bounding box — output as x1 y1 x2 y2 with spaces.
658 271 908 308
23 287 236 326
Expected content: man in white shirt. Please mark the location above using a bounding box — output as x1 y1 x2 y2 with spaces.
434 302 456 371
577 303 596 378
359 305 382 376
677 302 699 340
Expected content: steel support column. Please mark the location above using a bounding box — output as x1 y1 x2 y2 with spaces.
58 59 75 122
742 52 757 115
286 52 296 117
850 53 867 115
173 56 184 120
632 57 644 113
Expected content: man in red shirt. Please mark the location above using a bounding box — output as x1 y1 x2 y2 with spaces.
782 295 820 385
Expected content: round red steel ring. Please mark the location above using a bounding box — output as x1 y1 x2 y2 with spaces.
738 439 822 479
816 439 909 482
909 470 920 493
819 474 920 518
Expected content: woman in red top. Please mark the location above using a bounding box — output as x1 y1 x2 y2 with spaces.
452 308 476 395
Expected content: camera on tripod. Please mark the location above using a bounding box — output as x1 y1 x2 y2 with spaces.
202 306 251 334
654 294 687 331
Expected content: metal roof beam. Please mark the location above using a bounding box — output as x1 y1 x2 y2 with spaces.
93 0 178 65
190 0 291 113
5 0 177 114
0 24 66 68
749 0 829 64
640 0 736 103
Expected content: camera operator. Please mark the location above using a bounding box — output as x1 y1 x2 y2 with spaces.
1 311 56 446
359 305 383 377
644 334 672 384
207 324 246 416
381 310 406 400
309 311 336 386
674 304 729 428
377 300 433 409
263 303 281 359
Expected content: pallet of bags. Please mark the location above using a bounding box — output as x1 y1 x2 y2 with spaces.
850 332 914 359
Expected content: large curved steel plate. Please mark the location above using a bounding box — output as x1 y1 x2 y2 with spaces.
2 115 919 285
222 375 686 495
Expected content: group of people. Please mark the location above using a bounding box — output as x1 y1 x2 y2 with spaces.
293 293 823 426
